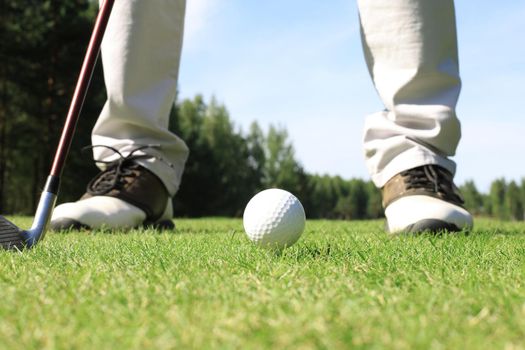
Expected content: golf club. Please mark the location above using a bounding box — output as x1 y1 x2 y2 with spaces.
0 0 115 250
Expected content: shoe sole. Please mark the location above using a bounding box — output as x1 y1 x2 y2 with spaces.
402 219 461 234
50 218 175 231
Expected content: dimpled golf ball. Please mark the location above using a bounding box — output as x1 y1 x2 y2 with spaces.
243 188 306 249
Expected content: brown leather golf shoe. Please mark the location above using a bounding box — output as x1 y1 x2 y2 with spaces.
50 147 174 231
382 165 473 234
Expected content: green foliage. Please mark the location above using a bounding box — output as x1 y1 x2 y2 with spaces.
460 180 484 216
365 180 383 218
459 178 525 221
245 122 266 184
489 179 508 220
170 96 261 216
0 0 103 213
306 175 346 219
300 175 382 220
506 181 523 221
264 125 308 194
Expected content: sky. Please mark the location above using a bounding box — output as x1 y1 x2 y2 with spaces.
178 0 525 192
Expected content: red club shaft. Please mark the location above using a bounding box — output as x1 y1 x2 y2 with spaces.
50 0 115 177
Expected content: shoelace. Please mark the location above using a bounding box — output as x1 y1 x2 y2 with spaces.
400 165 464 204
84 145 156 196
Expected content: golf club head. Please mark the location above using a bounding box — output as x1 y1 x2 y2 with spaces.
0 190 56 251
0 216 27 250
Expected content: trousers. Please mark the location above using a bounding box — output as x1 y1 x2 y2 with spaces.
93 0 461 194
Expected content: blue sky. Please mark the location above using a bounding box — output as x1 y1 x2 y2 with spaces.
178 0 525 192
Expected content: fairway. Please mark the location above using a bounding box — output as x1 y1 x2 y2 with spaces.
1 218 525 349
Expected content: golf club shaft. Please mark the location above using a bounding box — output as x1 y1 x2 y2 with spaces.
0 0 116 250
49 0 115 181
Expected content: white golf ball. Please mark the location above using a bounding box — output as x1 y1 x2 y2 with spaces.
243 189 306 249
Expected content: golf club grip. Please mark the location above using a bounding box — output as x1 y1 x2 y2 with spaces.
50 0 115 178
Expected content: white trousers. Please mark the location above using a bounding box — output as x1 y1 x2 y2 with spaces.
358 0 461 187
93 0 188 196
93 0 461 194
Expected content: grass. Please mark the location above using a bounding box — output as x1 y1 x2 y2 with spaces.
1 217 525 349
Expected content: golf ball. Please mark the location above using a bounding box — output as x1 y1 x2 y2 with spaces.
243 188 306 249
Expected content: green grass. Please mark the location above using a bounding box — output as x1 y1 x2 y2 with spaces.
1 217 525 349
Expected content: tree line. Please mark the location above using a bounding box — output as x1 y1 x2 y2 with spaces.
460 179 525 221
1 1 524 221
169 95 383 219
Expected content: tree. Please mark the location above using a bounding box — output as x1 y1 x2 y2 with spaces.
245 122 265 191
264 125 308 200
460 180 484 216
305 175 339 218
489 179 507 220
346 179 368 219
0 1 103 213
365 181 383 219
505 181 523 221
304 175 381 220
170 95 261 216
309 175 343 218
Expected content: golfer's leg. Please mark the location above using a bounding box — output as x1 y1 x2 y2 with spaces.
357 0 472 233
93 0 188 196
51 0 188 229
359 0 460 186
